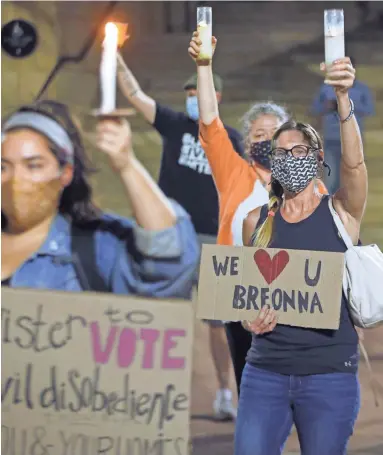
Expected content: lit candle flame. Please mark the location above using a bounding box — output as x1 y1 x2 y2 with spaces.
104 22 118 43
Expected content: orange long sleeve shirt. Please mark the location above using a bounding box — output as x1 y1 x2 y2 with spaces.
199 118 269 246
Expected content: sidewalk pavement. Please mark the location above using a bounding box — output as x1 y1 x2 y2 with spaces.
190 321 383 455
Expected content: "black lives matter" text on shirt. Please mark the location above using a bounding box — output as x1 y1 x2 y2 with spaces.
154 103 244 236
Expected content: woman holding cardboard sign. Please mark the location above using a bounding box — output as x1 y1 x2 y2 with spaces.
236 59 365 454
1 100 199 297
187 30 328 399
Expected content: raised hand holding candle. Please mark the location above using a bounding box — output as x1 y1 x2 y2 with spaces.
100 22 118 114
197 6 212 64
324 9 345 65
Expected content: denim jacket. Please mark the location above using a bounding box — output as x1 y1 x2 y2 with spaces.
5 200 199 299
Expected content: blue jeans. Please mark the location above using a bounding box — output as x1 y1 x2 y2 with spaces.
235 363 360 455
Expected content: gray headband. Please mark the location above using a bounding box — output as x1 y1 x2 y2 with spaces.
2 111 74 164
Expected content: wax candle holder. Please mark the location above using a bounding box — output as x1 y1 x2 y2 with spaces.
91 108 136 119
197 6 212 65
324 9 345 65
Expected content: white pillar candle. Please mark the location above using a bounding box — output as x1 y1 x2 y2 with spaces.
100 22 118 114
197 7 212 62
324 9 345 66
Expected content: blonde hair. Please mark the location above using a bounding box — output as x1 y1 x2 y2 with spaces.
252 120 324 247
251 183 283 247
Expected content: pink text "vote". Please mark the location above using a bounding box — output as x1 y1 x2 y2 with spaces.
90 323 186 369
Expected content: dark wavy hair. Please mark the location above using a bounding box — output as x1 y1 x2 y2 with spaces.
2 100 102 226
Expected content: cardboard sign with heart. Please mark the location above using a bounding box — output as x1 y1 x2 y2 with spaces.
196 245 345 330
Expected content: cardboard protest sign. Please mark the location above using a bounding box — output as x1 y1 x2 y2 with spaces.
1 288 194 455
197 245 345 330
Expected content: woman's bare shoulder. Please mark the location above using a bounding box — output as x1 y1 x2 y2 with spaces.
246 206 263 220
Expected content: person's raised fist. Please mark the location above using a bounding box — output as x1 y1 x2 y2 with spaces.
188 30 217 66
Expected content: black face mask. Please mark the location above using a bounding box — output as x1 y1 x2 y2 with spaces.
249 140 272 170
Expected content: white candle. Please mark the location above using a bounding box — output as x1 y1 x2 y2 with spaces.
324 9 345 65
197 7 212 62
100 22 118 114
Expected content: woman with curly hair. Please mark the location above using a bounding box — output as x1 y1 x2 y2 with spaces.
1 100 199 296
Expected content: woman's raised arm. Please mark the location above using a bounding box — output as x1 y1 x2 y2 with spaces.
326 58 368 225
188 32 245 193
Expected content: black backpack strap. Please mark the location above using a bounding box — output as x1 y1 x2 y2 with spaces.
257 204 269 228
249 204 269 246
71 224 109 292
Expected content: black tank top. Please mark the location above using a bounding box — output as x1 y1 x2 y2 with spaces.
247 196 359 375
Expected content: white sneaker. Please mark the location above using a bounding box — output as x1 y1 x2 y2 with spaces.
213 389 237 421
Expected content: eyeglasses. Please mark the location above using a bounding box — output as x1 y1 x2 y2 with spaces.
270 145 319 160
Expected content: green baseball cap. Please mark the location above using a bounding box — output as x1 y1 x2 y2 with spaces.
183 73 223 93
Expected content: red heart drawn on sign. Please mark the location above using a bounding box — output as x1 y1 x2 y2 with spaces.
253 249 290 284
